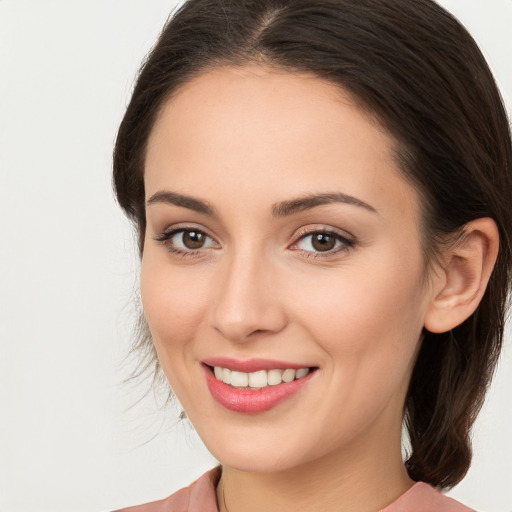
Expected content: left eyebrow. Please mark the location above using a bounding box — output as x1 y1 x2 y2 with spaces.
271 192 378 217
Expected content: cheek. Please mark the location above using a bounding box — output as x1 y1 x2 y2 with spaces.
140 251 210 355
139 251 217 405
289 258 426 440
291 251 426 376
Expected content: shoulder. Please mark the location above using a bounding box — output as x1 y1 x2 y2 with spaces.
382 482 475 512
113 466 221 512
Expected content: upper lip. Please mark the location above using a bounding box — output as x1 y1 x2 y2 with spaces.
202 357 315 373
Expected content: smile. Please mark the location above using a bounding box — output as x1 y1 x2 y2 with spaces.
213 366 311 388
202 361 317 413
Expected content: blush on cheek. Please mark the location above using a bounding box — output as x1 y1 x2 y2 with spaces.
140 259 211 350
298 261 424 358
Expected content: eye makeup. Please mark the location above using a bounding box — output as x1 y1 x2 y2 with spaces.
153 224 356 260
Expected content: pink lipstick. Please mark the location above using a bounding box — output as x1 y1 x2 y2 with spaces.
202 359 316 413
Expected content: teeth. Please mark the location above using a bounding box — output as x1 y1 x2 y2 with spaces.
248 370 267 388
213 366 311 388
267 369 283 386
282 369 296 383
296 368 309 379
230 371 249 388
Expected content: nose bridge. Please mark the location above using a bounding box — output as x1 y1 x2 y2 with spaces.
209 242 286 342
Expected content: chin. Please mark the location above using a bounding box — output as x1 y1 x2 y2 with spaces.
213 447 304 474
194 423 320 474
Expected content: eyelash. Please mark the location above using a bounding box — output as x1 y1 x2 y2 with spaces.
291 227 355 259
153 227 217 259
153 226 355 259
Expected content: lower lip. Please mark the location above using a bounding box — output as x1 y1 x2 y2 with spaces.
203 365 315 413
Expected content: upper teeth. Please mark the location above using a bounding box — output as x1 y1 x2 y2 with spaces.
213 366 310 388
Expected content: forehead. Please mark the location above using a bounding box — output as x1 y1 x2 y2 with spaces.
144 64 420 223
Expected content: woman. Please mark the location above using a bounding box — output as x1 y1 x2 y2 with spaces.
112 0 512 510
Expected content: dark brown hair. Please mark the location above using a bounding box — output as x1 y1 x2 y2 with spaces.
113 0 512 489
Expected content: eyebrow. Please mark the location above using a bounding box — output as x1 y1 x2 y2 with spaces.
147 191 216 215
271 192 377 217
146 190 377 217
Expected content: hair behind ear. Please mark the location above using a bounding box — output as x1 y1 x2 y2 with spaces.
405 330 467 487
406 295 505 488
406 219 502 488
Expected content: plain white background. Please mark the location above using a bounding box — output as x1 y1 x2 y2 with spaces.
0 1 511 511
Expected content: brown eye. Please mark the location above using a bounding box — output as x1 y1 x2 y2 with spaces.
155 228 218 254
294 230 353 256
182 230 206 249
311 233 336 252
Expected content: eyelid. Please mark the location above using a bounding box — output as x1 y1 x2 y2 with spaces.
154 222 217 241
289 225 356 256
292 224 355 243
153 224 220 257
152 223 355 259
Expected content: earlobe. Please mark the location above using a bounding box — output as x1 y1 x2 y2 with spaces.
424 218 499 334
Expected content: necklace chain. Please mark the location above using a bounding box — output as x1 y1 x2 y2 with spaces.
221 479 229 512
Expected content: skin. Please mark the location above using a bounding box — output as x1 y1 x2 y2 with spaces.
140 65 498 512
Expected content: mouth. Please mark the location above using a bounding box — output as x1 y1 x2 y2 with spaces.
208 364 314 389
202 360 318 413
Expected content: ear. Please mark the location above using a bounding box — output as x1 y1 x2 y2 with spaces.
424 218 499 334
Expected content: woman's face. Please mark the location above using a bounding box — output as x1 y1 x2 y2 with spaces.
141 65 435 473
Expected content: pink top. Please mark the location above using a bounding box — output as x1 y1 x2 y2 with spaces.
114 466 474 512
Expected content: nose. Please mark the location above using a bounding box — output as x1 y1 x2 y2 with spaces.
209 248 288 343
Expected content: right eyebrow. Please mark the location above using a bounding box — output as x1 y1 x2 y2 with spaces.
146 190 217 216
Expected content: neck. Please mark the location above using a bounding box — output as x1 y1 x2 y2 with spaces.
216 426 414 512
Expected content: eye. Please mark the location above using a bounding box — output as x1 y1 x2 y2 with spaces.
291 229 355 256
172 230 214 250
154 228 219 255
